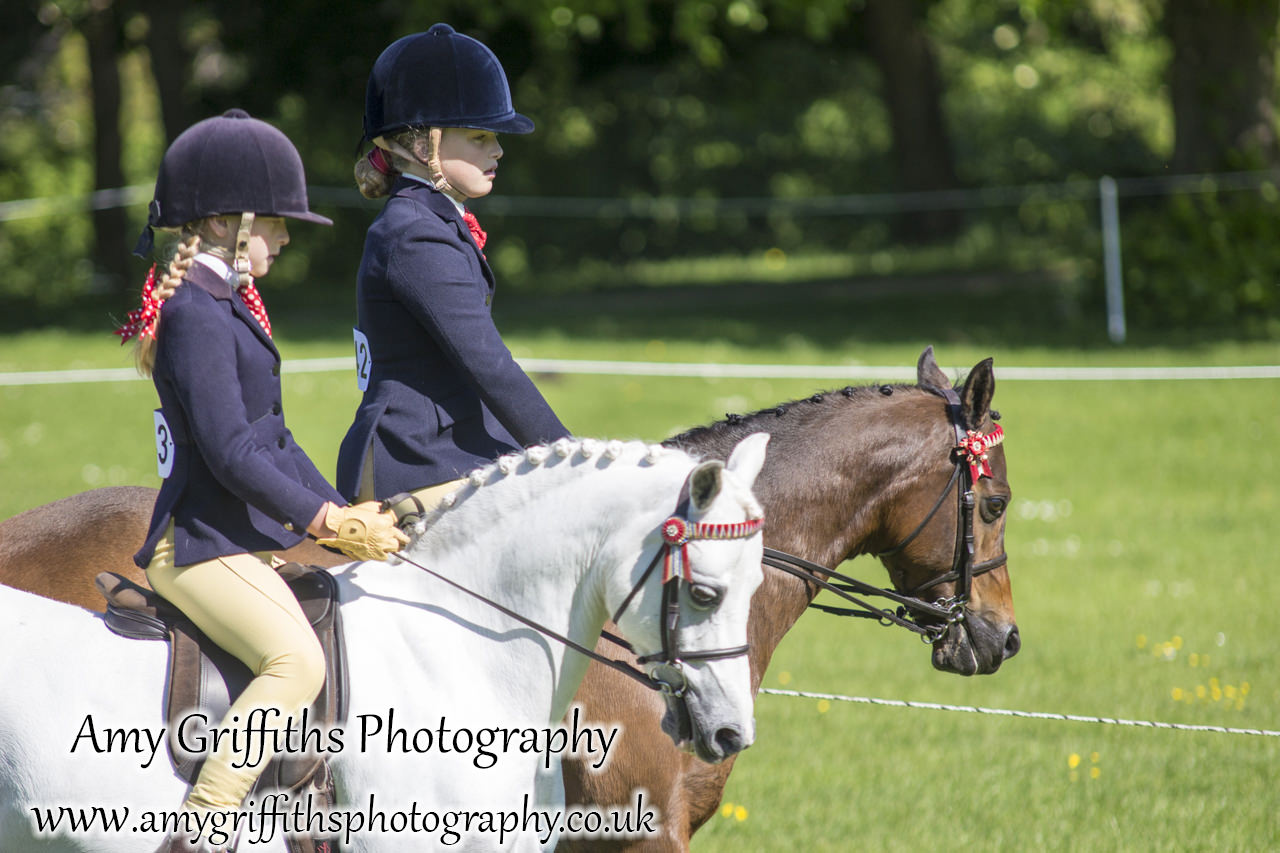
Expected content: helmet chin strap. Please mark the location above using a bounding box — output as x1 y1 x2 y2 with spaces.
233 211 255 288
375 130 467 203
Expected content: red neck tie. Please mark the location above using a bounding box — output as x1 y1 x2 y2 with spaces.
237 279 272 338
462 208 487 255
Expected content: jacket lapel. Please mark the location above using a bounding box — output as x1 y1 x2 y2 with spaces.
186 264 280 360
399 179 497 295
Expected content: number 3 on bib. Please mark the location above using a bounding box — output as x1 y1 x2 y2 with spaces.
353 327 371 391
154 409 175 479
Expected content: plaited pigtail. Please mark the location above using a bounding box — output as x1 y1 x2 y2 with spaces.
134 231 201 376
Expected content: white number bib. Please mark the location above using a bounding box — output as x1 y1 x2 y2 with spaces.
353 327 371 391
153 409 175 479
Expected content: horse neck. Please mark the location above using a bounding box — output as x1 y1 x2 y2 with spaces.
674 388 949 683
350 444 693 715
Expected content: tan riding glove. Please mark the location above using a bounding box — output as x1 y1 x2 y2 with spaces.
317 501 410 561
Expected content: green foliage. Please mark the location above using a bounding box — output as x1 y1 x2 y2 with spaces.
1122 188 1280 336
3 0 1280 335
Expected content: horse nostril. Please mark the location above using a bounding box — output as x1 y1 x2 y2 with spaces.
714 726 749 756
1004 625 1022 659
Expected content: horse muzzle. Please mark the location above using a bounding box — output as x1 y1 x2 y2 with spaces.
931 610 1020 676
659 687 755 764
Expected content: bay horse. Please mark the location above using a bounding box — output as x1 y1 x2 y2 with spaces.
0 347 1018 850
558 347 1017 850
0 435 770 852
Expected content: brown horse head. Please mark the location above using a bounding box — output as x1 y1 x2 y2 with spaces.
873 347 1018 675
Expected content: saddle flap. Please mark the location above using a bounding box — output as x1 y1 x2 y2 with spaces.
96 564 348 796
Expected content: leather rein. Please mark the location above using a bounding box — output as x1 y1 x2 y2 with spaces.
763 385 1007 644
383 472 763 697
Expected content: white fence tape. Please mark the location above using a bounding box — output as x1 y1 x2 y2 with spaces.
1 358 1278 387
759 688 1280 737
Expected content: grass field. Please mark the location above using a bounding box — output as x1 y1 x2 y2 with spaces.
2 275 1278 850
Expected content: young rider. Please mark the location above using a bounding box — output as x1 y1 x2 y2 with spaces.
117 109 407 849
336 24 571 508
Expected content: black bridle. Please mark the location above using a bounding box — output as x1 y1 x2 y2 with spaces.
607 484 764 697
384 470 763 697
762 385 1007 644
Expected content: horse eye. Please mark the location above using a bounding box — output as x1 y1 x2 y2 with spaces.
688 584 721 608
982 496 1008 522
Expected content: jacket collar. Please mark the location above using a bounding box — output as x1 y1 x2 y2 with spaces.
392 178 492 282
184 258 279 357
393 176 463 221
184 258 236 300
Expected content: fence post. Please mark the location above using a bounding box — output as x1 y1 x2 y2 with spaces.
1099 176 1126 344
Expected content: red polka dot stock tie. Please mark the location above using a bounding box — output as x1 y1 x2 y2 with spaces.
238 280 272 338
463 208 487 256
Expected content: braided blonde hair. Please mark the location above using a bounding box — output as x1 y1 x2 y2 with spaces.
134 230 201 376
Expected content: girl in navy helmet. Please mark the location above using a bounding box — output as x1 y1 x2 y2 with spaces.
336 23 571 508
117 109 407 848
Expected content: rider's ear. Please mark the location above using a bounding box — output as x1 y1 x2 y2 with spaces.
725 433 769 489
688 460 725 511
960 358 996 430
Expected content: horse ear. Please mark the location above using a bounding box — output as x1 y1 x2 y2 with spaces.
688 460 726 511
960 357 996 429
916 346 951 392
725 432 770 489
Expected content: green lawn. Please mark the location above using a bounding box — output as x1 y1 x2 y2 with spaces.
2 276 1277 850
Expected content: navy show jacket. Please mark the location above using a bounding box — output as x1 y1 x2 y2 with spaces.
135 261 345 569
336 178 569 501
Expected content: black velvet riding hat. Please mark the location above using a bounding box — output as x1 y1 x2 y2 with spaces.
134 109 331 257
363 23 534 141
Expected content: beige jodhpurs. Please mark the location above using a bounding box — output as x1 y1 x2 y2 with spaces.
146 524 325 812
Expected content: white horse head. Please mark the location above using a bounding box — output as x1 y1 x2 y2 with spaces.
0 433 769 852
605 431 769 762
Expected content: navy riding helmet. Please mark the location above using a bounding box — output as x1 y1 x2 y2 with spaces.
363 23 533 142
134 109 332 257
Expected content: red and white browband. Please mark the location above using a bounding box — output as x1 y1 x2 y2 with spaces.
957 424 1005 482
660 516 765 583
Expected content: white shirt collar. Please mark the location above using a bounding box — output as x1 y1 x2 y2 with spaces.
194 253 240 286
401 172 466 215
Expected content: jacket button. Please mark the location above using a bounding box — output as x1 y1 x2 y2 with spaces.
283 521 295 532
271 363 280 376
277 436 287 449
271 403 281 415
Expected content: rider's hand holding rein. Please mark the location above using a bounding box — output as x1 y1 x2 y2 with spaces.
314 500 410 561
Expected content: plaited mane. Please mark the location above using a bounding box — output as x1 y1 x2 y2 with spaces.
667 383 919 451
408 438 674 535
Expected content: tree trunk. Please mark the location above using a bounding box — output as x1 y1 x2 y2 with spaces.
1166 0 1280 172
143 0 190 144
863 0 962 240
84 2 132 294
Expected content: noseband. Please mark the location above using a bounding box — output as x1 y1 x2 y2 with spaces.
388 468 763 697
762 385 1006 644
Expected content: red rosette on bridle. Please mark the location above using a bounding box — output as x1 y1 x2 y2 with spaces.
958 425 1004 481
661 517 691 583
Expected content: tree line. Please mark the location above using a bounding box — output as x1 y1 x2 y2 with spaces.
3 0 1278 332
